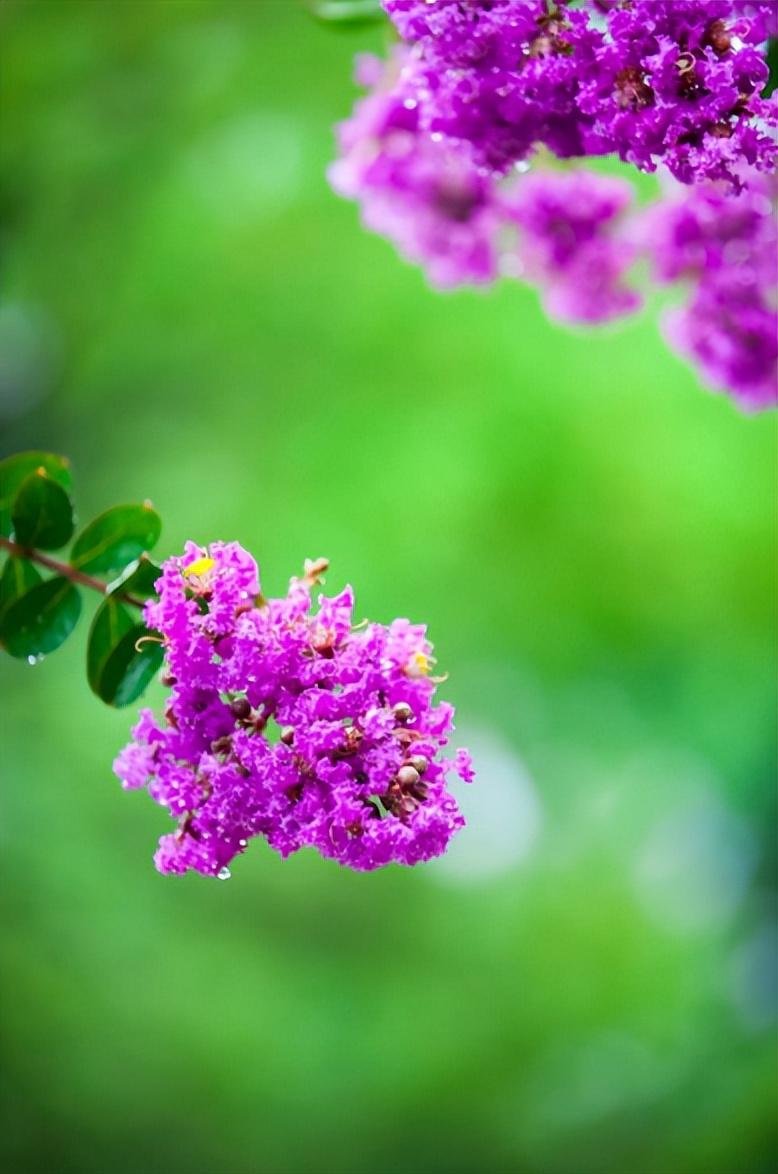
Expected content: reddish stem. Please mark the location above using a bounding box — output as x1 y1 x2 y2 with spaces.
0 535 146 610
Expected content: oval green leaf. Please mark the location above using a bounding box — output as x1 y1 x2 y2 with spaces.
70 503 161 573
87 595 163 706
11 470 75 550
107 554 162 601
0 451 72 538
0 555 43 619
0 575 82 658
86 596 136 693
101 627 164 707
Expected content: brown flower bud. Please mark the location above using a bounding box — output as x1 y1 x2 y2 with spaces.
230 696 251 720
706 19 731 54
392 701 413 723
406 754 429 775
407 780 429 803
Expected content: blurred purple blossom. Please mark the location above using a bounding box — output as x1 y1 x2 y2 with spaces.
329 1 777 408
508 170 642 324
329 49 504 287
646 173 778 408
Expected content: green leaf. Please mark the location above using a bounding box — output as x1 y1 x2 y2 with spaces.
87 555 163 705
0 575 82 658
0 451 72 538
100 627 164 707
107 554 162 601
86 595 136 691
70 503 162 573
0 556 43 619
765 38 778 98
87 594 163 706
307 0 385 26
11 470 75 550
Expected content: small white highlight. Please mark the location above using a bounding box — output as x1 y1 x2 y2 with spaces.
634 781 756 933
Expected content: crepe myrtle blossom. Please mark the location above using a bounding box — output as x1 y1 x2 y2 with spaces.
114 542 474 878
508 169 642 324
645 174 778 409
329 50 506 288
379 0 778 187
329 2 777 411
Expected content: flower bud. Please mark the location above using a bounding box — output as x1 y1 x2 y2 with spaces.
392 701 413 723
406 754 428 775
230 696 251 720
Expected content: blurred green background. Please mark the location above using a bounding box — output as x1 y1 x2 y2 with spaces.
1 3 776 1172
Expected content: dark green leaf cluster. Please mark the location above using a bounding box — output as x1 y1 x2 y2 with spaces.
0 451 164 706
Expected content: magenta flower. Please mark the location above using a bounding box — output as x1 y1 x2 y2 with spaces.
329 50 505 287
329 2 777 410
509 170 642 324
381 0 778 188
645 174 778 409
114 543 473 877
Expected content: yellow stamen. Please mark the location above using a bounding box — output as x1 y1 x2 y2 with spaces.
184 556 216 578
406 651 430 677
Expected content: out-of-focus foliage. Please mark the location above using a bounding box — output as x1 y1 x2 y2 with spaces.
308 0 386 27
0 3 775 1174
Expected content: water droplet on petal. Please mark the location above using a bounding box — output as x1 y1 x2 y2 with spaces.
217 866 231 881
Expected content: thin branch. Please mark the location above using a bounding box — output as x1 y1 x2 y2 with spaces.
0 535 147 609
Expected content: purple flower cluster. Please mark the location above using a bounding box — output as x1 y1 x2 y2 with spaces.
382 0 777 186
114 543 473 878
329 50 504 287
330 1 777 409
508 170 642 324
646 173 778 409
